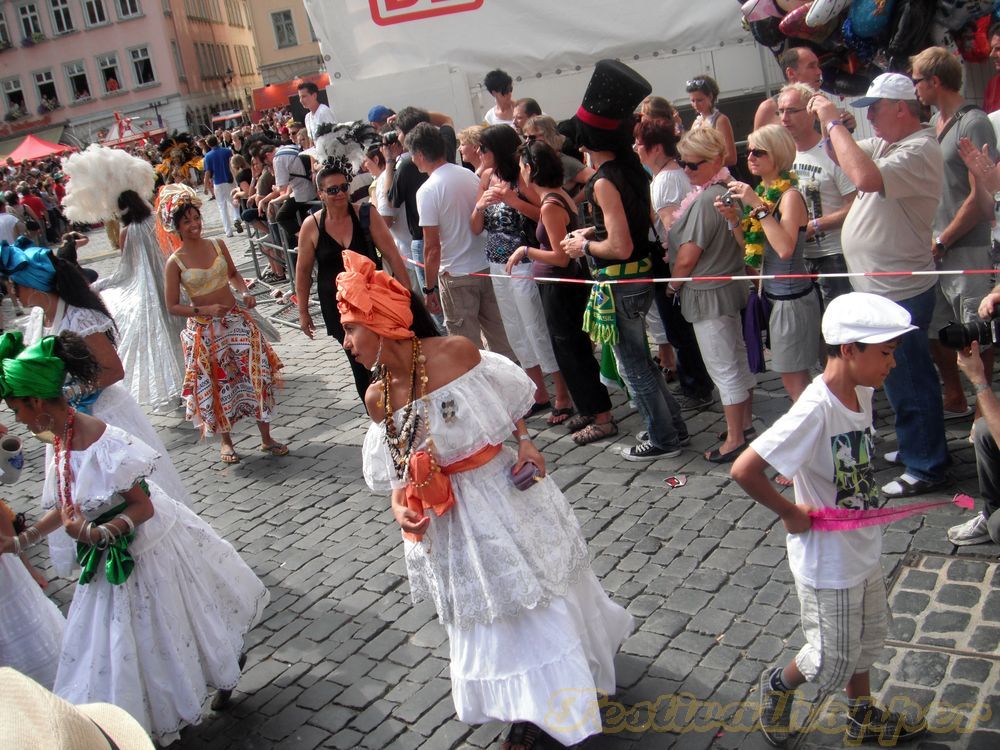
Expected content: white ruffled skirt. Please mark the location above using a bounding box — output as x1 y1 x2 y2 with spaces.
403 447 633 745
0 554 66 689
54 483 269 744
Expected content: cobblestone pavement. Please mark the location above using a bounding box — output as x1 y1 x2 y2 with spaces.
6 204 998 750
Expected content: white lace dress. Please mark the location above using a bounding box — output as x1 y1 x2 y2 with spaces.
45 425 269 745
25 302 194 576
0 553 66 690
363 352 633 746
92 216 186 411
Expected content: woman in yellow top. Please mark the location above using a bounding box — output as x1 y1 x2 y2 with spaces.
161 184 286 464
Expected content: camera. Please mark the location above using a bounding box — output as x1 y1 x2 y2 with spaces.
938 317 1000 349
381 131 399 146
721 190 742 209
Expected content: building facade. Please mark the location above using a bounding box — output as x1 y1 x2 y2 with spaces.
246 0 325 115
0 0 262 153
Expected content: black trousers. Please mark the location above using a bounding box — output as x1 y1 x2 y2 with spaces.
538 275 612 417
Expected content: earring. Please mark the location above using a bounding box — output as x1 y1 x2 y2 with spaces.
370 337 385 379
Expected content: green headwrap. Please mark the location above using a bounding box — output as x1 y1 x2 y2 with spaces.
0 332 66 399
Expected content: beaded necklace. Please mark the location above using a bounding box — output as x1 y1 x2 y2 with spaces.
740 170 798 268
52 407 76 509
382 339 429 480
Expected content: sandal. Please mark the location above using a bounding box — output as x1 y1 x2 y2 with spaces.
211 652 247 710
502 722 544 750
546 406 575 426
572 420 618 446
524 401 551 419
565 414 595 432
220 447 240 464
717 427 757 442
705 443 745 463
259 442 289 456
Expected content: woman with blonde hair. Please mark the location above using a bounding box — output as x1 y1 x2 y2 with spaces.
667 127 755 463
522 115 594 202
457 126 484 174
717 124 817 460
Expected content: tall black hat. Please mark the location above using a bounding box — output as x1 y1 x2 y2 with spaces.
574 60 652 151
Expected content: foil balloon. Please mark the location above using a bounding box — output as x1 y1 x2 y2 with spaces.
750 15 787 48
849 0 897 39
886 0 937 68
806 0 852 26
957 14 992 61
741 0 786 22
781 4 839 42
935 0 994 31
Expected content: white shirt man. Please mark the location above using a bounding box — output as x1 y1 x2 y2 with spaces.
778 83 856 303
409 122 514 358
298 83 337 142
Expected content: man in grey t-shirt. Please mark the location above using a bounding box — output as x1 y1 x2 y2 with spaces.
914 47 997 418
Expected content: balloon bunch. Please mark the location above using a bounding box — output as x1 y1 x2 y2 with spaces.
739 0 1000 96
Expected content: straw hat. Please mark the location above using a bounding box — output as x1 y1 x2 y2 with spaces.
0 668 154 749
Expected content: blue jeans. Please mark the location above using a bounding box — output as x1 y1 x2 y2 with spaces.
883 286 948 482
410 239 445 327
611 282 687 449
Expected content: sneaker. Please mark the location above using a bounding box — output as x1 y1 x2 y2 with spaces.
947 513 991 546
622 440 681 461
845 703 927 745
636 431 690 446
677 393 714 413
758 668 795 747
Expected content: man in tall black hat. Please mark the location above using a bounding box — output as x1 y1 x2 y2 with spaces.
563 60 690 461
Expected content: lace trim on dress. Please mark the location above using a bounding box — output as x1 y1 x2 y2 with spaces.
43 426 160 512
61 304 116 339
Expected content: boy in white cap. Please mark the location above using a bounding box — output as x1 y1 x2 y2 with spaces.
732 292 928 746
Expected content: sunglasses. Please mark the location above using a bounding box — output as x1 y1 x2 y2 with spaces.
678 159 707 170
747 148 769 158
524 134 538 142
322 184 350 195
776 107 806 115
686 78 707 89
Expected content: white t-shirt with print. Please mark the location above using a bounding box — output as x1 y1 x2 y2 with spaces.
793 143 856 259
416 162 487 276
751 375 882 589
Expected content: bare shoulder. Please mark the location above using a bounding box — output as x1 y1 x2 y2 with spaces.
421 336 481 387
365 381 385 424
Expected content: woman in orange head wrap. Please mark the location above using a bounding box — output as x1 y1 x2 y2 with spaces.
340 249 633 748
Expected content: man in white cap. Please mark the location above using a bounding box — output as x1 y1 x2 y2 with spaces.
809 73 949 498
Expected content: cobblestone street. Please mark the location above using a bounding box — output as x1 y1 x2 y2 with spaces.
6 204 999 750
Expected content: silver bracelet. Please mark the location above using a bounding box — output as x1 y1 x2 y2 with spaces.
26 526 40 545
96 525 111 550
974 382 992 395
12 534 21 555
115 514 136 535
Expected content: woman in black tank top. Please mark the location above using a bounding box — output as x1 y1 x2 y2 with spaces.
294 164 413 404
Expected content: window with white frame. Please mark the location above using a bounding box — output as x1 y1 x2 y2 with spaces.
83 0 108 26
18 4 44 39
97 52 121 92
271 9 295 49
64 60 91 99
2 77 26 116
35 70 58 110
116 0 140 19
128 45 155 85
0 11 10 45
48 0 73 33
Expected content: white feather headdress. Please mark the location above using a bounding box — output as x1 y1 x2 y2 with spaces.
302 120 381 178
61 144 156 223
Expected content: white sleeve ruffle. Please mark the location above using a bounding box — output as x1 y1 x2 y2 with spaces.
68 426 160 512
61 305 115 339
362 421 407 493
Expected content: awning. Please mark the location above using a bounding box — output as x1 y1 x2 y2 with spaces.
0 124 67 159
252 73 330 112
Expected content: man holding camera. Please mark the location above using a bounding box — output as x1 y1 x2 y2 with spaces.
950 334 1000 546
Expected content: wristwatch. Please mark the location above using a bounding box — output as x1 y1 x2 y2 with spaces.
974 382 992 395
582 239 593 257
934 236 946 255
422 285 438 295
752 205 770 221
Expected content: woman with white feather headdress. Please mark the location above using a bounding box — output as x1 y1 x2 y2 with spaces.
60 144 186 411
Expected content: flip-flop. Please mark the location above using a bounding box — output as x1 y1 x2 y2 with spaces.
259 442 289 456
220 448 240 464
705 443 745 464
546 407 575 426
717 427 757 442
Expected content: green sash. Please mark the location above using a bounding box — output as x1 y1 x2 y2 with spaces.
76 502 135 586
581 257 653 347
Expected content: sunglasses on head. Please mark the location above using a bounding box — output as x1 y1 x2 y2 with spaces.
322 184 350 195
747 148 769 158
686 78 707 89
678 159 707 170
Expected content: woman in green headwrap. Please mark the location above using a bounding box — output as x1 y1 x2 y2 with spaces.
0 331 270 744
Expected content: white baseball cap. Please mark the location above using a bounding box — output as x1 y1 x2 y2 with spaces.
822 292 917 345
851 73 917 107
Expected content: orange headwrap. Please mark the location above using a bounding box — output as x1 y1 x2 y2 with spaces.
335 250 414 339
